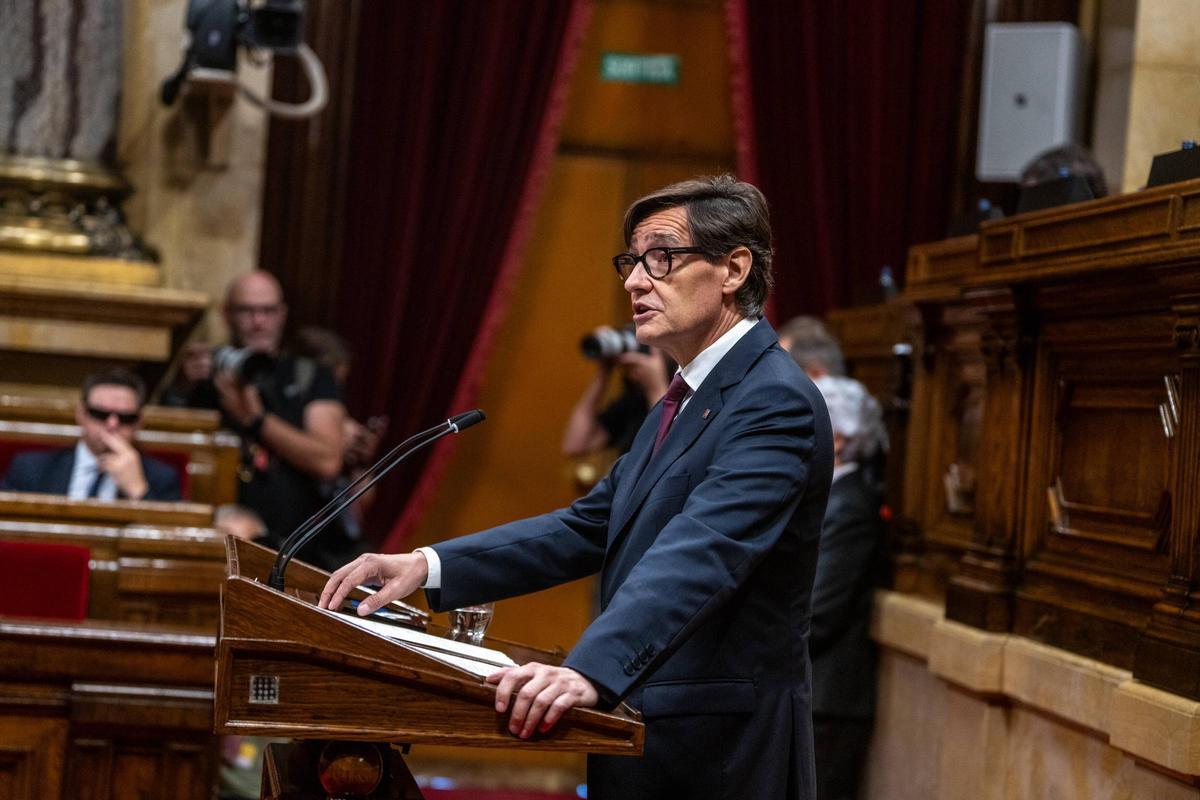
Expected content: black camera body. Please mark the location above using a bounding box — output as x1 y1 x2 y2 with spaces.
184 0 305 71
212 345 276 384
580 324 650 360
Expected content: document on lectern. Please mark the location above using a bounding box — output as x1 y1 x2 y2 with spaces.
335 612 518 678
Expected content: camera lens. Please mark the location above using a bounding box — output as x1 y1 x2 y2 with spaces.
579 325 648 360
213 346 275 383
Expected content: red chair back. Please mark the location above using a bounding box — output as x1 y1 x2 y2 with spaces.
0 541 90 621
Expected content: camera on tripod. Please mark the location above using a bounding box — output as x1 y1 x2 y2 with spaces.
580 324 650 360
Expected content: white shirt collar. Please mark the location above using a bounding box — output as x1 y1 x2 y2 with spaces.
68 440 117 500
676 317 760 398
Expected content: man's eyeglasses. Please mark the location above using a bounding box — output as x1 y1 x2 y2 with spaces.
85 405 141 426
612 246 710 281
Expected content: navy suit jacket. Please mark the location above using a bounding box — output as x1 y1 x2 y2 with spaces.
1 446 183 502
427 320 833 800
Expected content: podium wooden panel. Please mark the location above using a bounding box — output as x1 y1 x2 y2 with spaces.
217 538 643 797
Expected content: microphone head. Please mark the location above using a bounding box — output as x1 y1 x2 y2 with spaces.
449 409 486 432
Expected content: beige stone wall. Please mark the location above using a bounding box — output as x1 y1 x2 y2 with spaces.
1089 0 1137 194
1121 0 1200 192
865 592 1200 800
118 0 272 339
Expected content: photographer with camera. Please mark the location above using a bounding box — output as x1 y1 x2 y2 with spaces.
562 324 672 458
165 270 345 555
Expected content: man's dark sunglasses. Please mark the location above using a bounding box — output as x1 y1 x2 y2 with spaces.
85 405 141 425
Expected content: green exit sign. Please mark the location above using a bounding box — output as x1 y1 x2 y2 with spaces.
600 52 680 85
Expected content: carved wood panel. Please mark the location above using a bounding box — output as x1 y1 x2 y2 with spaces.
0 716 66 800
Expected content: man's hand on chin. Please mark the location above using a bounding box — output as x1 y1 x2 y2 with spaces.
486 662 599 738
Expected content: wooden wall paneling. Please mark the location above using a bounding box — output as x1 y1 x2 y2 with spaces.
64 683 215 800
1014 286 1174 668
897 235 984 599
904 177 1200 698
0 703 67 800
1136 280 1200 699
0 620 216 800
559 0 732 159
943 287 1037 632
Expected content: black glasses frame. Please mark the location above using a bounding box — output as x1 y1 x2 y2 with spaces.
612 246 710 281
85 405 141 425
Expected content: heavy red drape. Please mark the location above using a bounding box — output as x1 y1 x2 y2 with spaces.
334 1 591 551
728 1 971 315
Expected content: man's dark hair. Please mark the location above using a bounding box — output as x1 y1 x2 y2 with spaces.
1020 143 1108 198
623 175 774 318
779 316 846 377
81 367 147 408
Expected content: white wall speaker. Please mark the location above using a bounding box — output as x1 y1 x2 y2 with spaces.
976 22 1084 182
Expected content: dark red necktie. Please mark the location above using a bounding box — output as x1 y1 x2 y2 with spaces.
652 373 691 456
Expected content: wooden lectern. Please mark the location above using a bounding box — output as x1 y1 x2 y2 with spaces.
215 538 643 799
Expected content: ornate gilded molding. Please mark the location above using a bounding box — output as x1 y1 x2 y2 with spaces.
0 155 156 261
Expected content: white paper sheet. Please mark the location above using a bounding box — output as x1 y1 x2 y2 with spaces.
334 611 516 679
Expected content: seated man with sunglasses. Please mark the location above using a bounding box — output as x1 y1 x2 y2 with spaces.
1 368 181 502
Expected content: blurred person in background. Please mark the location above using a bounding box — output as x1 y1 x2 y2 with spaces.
562 340 673 458
778 315 846 379
164 270 346 560
810 375 888 800
2 368 180 502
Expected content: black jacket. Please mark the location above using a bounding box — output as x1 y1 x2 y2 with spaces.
810 467 884 719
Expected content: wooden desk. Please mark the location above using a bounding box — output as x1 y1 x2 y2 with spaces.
898 177 1200 701
0 492 222 627
0 618 216 800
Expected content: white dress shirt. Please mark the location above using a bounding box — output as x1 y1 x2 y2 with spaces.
67 441 117 501
417 316 762 589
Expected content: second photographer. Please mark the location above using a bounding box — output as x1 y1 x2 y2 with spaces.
562 323 673 459
165 270 346 560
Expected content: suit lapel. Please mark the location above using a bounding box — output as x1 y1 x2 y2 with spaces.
608 385 723 544
606 319 780 548
48 448 76 494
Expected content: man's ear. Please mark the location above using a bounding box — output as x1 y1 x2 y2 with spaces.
723 246 753 297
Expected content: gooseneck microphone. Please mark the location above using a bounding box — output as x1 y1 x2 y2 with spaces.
266 410 486 592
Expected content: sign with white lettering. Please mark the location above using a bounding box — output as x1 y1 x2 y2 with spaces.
600 53 680 85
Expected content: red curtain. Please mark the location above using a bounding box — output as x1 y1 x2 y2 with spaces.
334 1 592 551
727 1 971 315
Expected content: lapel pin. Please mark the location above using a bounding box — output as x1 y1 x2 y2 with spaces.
703 408 711 419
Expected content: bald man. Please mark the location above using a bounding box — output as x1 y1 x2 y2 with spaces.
167 271 346 560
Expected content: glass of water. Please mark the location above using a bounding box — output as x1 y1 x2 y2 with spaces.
448 602 494 646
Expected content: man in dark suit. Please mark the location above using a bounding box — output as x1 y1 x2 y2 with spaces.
809 376 887 800
320 176 833 800
1 368 181 502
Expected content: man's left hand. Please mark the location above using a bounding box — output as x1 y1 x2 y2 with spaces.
214 371 265 429
486 662 599 738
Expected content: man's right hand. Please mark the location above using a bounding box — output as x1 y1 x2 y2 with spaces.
318 552 429 615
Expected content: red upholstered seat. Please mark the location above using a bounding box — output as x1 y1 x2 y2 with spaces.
0 541 90 621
